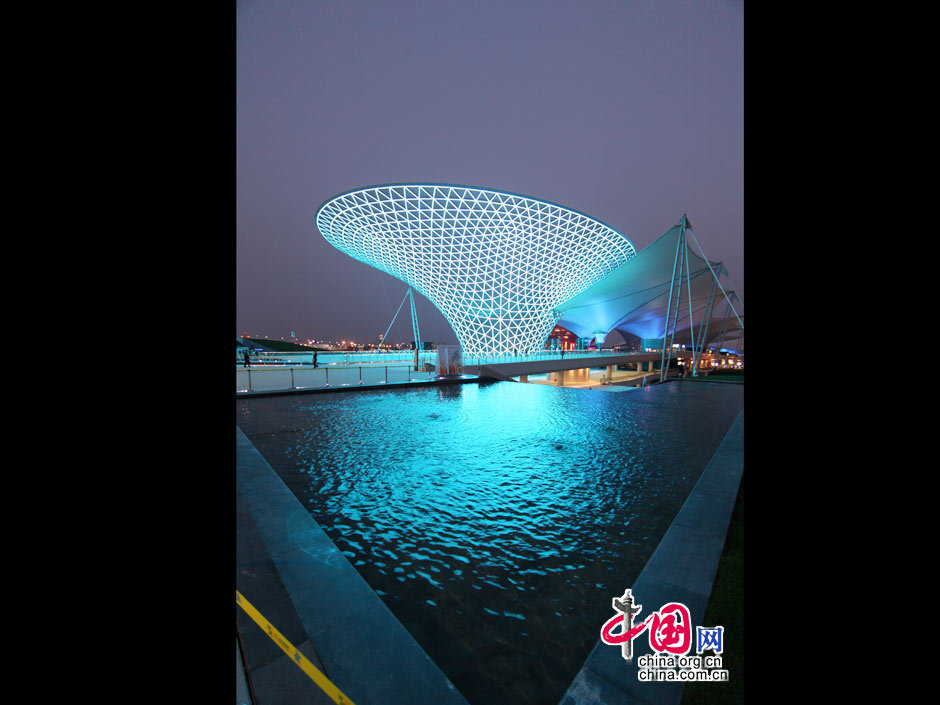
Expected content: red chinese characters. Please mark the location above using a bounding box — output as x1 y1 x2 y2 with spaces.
648 603 692 655
601 601 692 656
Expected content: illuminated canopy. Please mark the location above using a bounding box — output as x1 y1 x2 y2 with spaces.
558 218 743 350
316 184 637 356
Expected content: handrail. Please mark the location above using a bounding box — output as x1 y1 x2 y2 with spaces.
234 354 740 394
237 350 438 366
235 363 435 394
238 347 743 367
461 349 658 367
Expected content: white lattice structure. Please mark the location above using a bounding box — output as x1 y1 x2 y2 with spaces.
316 184 637 357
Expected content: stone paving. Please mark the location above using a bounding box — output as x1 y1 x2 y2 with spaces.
236 427 470 705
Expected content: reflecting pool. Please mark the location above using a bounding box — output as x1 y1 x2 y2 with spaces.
236 380 743 705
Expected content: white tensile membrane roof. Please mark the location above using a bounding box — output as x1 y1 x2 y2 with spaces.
556 219 743 349
316 184 638 357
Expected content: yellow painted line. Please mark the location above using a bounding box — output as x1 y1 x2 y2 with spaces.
236 590 357 705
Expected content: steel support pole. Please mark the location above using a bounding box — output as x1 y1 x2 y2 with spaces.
707 299 733 370
382 289 412 349
409 289 421 351
660 219 685 377
684 227 695 370
666 240 685 379
693 264 720 376
685 227 744 331
694 285 715 374
662 223 686 381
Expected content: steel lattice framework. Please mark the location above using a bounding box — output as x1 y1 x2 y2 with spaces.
316 184 637 357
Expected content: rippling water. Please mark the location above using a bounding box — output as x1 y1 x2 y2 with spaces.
237 380 743 705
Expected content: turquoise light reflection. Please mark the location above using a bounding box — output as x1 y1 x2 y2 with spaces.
237 380 744 705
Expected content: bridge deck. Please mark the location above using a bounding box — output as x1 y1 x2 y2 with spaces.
463 351 666 379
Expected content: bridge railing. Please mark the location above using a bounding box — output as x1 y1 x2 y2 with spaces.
461 349 653 367
236 364 436 393
236 350 438 367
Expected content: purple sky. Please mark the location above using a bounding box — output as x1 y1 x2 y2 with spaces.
236 0 743 346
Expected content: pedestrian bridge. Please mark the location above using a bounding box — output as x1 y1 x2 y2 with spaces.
462 351 666 384
235 350 691 395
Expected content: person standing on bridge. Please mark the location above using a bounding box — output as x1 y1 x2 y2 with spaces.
313 350 319 369
244 350 250 368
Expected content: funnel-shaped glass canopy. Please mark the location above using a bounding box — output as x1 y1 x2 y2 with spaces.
316 184 636 356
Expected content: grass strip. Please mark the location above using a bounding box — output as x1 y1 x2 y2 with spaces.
680 474 744 705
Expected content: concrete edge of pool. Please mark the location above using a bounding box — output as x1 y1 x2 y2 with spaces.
235 424 472 705
236 402 744 705
559 407 744 705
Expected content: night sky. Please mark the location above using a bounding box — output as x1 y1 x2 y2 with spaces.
236 0 743 346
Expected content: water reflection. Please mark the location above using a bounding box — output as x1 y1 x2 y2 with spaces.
237 381 743 705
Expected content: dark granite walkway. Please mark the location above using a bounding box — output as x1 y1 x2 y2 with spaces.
236 481 336 705
236 427 470 705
